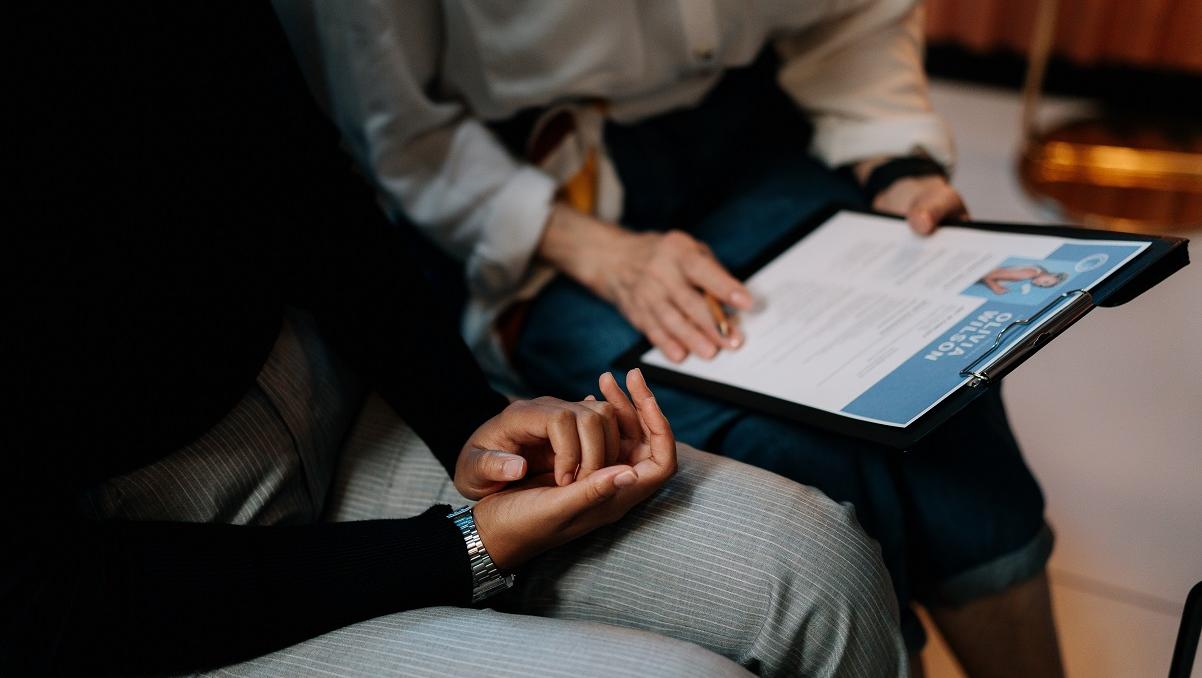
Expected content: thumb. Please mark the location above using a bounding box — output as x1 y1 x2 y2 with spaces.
473 448 527 482
907 208 935 235
553 464 636 514
458 448 527 498
908 186 964 235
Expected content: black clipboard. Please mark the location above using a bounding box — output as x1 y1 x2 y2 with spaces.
615 204 1190 450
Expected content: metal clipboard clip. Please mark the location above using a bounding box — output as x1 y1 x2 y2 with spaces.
959 289 1095 387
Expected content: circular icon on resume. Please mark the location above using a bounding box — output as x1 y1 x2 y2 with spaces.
1075 253 1109 272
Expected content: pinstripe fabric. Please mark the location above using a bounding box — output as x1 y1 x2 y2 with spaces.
205 606 753 678
309 397 908 678
83 312 362 526
512 446 907 678
86 315 906 677
81 385 312 525
321 396 464 522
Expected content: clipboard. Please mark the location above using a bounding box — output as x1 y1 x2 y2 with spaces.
615 204 1190 450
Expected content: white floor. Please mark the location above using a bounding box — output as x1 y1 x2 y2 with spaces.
922 80 1202 678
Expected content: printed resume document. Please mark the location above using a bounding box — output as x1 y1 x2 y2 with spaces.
641 210 1149 427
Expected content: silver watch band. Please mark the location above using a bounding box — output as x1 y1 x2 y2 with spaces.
447 505 516 604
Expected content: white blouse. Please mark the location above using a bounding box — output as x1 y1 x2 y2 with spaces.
275 0 953 380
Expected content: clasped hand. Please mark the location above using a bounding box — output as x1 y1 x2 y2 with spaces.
454 368 676 571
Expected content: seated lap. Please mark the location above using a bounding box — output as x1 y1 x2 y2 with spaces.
512 149 1048 651
322 403 906 677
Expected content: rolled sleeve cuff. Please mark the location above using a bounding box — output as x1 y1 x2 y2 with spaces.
464 165 558 303
811 114 955 171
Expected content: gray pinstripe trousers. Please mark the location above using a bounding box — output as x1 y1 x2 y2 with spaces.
86 315 907 677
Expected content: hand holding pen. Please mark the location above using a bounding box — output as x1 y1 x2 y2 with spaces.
538 203 752 363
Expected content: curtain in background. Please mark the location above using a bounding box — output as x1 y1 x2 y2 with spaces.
925 0 1202 73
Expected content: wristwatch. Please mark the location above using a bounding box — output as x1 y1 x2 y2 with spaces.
447 505 516 604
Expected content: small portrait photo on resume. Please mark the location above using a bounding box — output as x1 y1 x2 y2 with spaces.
964 257 1074 305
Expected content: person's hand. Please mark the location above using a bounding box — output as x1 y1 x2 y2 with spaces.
471 369 676 570
595 229 752 362
873 174 969 235
455 393 623 499
538 203 754 363
854 158 969 235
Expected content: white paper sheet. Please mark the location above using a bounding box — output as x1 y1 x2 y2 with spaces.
642 211 1149 427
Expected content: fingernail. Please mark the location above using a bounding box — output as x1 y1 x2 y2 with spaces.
731 290 752 308
584 394 596 401
729 335 743 349
614 470 638 487
560 472 573 486
503 458 524 479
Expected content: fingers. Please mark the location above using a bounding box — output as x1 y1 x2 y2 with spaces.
473 463 639 571
598 371 641 442
473 377 678 570
625 368 677 478
481 377 677 564
516 398 621 486
907 185 966 235
573 399 619 477
666 279 741 352
631 306 687 363
455 448 526 500
654 293 719 359
639 276 736 361
555 464 638 512
579 395 621 467
670 239 750 352
475 448 527 482
629 231 753 363
682 250 753 310
545 406 583 487
599 369 678 475
871 175 969 236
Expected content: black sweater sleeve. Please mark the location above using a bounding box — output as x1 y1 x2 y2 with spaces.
3 492 470 675
3 3 508 674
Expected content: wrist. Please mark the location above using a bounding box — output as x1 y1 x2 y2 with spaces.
852 156 890 186
537 202 628 291
859 156 948 204
447 505 516 604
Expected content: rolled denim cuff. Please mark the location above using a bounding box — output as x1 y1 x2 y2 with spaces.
929 523 1055 607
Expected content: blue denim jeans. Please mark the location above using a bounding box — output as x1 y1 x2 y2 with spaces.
508 54 1051 651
